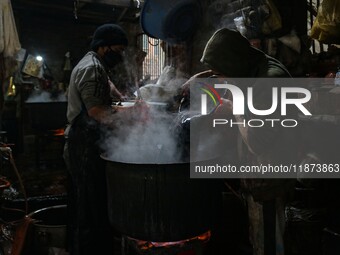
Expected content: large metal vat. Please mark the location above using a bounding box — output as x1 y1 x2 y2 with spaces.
103 156 223 242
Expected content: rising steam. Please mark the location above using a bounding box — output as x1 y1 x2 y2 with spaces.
25 90 67 103
100 106 184 164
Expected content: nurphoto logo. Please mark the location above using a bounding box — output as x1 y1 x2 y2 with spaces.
199 80 312 128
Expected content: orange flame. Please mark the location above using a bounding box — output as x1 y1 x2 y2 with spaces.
51 128 65 136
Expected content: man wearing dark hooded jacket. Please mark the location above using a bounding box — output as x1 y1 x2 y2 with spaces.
190 28 299 255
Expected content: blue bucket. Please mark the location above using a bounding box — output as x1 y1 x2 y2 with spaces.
140 0 202 44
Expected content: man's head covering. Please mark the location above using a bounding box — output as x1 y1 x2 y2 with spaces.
90 24 128 51
200 28 267 77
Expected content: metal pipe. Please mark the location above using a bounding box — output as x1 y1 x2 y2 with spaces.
79 0 143 8
310 0 315 53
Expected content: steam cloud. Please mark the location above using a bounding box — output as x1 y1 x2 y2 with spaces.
100 106 184 164
25 91 67 103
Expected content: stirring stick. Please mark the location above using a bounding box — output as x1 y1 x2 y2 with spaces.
135 77 143 101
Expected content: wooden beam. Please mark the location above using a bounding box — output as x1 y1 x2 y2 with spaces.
117 7 128 22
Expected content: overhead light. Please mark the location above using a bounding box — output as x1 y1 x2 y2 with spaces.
36 56 43 62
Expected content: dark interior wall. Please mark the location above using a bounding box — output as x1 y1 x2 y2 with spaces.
189 0 218 75
273 0 307 37
14 14 97 84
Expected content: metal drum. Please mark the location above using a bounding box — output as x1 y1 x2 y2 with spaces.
102 156 223 242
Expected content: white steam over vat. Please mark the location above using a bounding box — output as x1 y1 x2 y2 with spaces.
100 106 184 164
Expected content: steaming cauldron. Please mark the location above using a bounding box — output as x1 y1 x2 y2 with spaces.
102 156 222 242
25 102 68 131
28 205 67 254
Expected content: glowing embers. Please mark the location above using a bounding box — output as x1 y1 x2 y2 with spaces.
51 128 65 137
123 231 211 255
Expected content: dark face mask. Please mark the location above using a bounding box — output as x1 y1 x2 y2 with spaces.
103 48 124 68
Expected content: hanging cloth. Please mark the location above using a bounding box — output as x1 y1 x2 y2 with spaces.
311 0 340 44
0 0 21 58
0 0 21 112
